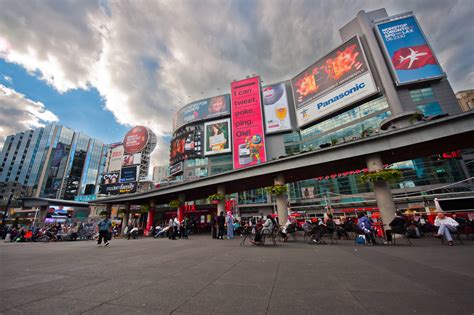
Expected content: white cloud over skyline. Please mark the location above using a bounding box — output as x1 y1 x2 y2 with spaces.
0 84 59 146
0 0 473 167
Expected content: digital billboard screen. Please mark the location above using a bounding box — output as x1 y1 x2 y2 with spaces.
291 36 377 127
262 83 292 134
204 118 231 156
169 129 203 165
174 94 231 131
122 153 142 166
231 76 266 169
375 15 443 85
120 166 138 183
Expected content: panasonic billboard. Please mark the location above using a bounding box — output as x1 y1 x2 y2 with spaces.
291 36 378 127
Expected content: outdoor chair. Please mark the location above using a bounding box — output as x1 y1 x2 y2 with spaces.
319 228 338 245
391 228 413 246
262 225 280 246
239 226 253 246
440 226 463 245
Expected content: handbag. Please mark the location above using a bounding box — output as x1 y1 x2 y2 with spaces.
356 234 366 244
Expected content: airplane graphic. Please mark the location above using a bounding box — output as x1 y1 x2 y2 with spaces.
398 48 429 69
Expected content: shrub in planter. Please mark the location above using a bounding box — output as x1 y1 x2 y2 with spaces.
360 169 402 183
168 199 181 209
208 193 224 204
265 185 288 196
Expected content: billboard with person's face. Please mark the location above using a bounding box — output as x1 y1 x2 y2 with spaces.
204 118 231 155
262 83 292 134
375 15 444 85
122 153 142 166
291 36 377 127
231 76 267 169
173 94 231 131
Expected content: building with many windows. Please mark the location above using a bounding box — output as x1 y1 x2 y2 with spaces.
163 8 472 219
0 124 104 202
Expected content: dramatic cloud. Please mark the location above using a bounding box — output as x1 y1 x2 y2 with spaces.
0 0 473 166
0 84 59 146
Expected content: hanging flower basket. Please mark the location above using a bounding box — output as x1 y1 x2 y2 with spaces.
208 193 225 203
168 199 181 209
265 184 288 196
360 169 402 183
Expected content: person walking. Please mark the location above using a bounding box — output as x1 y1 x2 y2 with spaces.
226 211 234 239
97 215 112 246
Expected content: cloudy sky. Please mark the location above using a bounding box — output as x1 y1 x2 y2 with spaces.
0 0 473 168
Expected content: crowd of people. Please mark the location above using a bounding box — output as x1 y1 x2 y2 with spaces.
2 210 472 247
1 221 97 243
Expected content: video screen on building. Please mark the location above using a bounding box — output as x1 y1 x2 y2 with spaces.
375 15 443 85
262 83 292 134
291 36 377 127
204 118 231 156
173 94 231 131
120 166 138 183
169 128 203 165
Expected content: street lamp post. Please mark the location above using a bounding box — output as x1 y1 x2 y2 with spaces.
1 192 14 228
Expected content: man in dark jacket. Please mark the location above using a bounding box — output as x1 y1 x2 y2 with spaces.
386 211 407 242
217 211 225 239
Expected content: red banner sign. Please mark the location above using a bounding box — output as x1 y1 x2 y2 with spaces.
231 76 267 169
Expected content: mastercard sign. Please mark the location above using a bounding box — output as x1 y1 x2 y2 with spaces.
123 126 149 154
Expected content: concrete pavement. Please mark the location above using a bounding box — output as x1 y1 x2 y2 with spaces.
1 235 473 314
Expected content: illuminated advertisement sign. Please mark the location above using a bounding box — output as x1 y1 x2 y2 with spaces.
169 162 183 176
204 118 231 156
301 187 315 199
262 83 292 134
100 172 120 185
122 153 142 166
107 144 124 172
231 76 266 169
120 166 138 183
174 94 231 131
99 182 137 195
123 126 149 154
375 15 443 85
291 36 377 127
169 129 203 165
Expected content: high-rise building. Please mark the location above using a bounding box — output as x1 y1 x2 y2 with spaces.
456 89 474 112
153 165 169 183
0 124 104 201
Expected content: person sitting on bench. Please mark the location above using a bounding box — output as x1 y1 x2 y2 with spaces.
386 210 407 242
252 215 274 244
434 212 459 246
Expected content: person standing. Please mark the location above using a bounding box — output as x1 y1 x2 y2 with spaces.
97 215 112 246
226 211 234 239
217 211 225 239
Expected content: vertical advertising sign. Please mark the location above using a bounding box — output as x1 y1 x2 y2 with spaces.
231 76 266 169
375 15 443 85
107 144 124 173
262 83 292 134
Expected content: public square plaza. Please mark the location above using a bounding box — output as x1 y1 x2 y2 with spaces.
1 236 473 314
